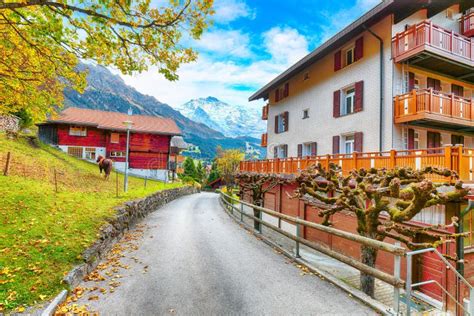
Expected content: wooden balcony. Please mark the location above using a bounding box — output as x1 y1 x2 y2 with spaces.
240 146 474 183
462 11 474 38
392 21 474 82
394 89 474 130
261 133 268 147
262 104 268 120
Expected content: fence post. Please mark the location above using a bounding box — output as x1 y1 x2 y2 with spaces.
258 210 262 234
240 201 243 222
116 170 119 197
295 216 301 258
54 168 58 193
406 253 413 316
393 242 401 314
444 146 452 171
3 152 11 176
390 149 396 169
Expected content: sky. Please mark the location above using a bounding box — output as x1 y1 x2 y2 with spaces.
119 0 381 110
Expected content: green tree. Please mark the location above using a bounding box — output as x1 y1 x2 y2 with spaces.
206 161 220 185
182 157 197 180
196 160 205 183
0 0 214 121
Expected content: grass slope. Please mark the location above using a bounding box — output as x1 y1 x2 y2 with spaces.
0 134 182 312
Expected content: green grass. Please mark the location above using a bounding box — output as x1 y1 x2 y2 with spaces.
0 134 182 312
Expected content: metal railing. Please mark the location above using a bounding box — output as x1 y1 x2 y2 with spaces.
219 190 406 313
219 191 474 315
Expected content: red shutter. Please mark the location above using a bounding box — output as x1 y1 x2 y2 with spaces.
332 136 340 154
297 144 303 157
282 144 288 158
283 111 289 132
334 50 342 71
274 115 279 134
408 72 415 91
333 90 341 118
354 37 364 61
275 89 280 102
355 81 364 112
311 142 317 156
408 128 415 150
284 83 289 97
354 132 363 152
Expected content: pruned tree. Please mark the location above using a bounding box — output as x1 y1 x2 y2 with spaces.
0 0 214 120
236 172 286 231
293 163 469 297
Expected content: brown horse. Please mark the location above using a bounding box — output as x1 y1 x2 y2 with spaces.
96 155 113 180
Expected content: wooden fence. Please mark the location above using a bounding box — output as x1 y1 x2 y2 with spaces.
240 146 474 183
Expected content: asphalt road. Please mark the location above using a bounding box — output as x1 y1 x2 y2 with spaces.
72 192 375 315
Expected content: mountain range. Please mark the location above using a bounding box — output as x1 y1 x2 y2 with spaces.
176 97 265 138
64 63 261 159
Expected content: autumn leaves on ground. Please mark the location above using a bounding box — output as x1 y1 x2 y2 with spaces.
0 133 182 312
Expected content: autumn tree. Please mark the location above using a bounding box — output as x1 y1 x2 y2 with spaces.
236 172 286 231
216 148 244 193
0 0 214 120
293 163 469 297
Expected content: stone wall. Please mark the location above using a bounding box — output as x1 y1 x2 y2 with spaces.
64 186 197 287
0 115 20 132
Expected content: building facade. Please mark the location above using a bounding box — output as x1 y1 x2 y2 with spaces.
253 1 474 159
38 107 181 181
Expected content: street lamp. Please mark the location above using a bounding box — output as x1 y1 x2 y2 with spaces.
123 112 133 192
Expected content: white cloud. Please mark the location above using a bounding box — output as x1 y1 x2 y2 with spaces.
118 26 309 112
195 29 251 58
262 26 309 64
213 0 256 23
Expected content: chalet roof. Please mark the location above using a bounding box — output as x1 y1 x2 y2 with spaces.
41 107 181 135
249 0 465 101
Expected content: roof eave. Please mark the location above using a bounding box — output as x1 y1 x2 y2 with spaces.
248 0 394 102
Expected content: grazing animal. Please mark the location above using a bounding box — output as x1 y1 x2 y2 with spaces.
96 155 113 180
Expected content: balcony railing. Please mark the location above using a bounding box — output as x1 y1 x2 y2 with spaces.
394 89 473 127
261 133 268 147
392 20 474 64
240 146 474 183
262 104 269 120
462 11 474 38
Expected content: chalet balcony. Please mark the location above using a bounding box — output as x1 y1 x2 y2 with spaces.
392 21 474 83
261 133 268 147
462 11 474 38
262 104 269 120
394 89 474 130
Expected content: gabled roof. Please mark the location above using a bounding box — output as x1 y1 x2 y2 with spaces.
249 0 464 101
40 107 181 135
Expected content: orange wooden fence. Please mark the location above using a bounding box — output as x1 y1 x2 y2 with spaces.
240 146 474 183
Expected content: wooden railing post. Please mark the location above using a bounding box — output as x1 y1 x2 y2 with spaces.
352 152 358 170
444 146 452 170
457 145 464 176
390 149 396 169
411 89 417 113
429 88 433 113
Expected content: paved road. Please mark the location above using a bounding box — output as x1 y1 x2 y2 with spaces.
72 192 375 315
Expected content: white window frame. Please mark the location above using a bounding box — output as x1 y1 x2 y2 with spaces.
344 135 355 154
276 145 287 158
344 46 355 66
343 87 355 115
302 109 309 119
402 128 420 150
277 113 286 133
110 151 126 158
69 126 87 136
84 147 96 160
302 143 312 156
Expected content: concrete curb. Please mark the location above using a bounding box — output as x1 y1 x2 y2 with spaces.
40 290 67 316
219 199 394 316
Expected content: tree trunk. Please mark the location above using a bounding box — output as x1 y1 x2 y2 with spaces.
360 245 378 298
253 200 262 232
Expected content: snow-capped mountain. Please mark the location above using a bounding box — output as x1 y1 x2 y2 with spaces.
175 97 266 138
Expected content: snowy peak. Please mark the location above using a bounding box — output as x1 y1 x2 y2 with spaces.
176 97 266 138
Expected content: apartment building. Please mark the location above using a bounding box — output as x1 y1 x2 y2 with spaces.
254 0 474 159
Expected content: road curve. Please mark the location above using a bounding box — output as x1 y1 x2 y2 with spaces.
72 192 375 315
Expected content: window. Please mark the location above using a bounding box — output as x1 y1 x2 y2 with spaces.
302 143 312 156
344 135 354 154
275 112 288 134
343 88 355 115
302 109 309 119
85 147 96 160
67 146 83 158
69 126 87 136
110 133 120 144
344 46 355 66
110 151 126 158
275 145 287 158
403 128 419 150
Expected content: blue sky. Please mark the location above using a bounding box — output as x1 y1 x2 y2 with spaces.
120 0 380 110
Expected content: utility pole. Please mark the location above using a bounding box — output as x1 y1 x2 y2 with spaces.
123 108 133 192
